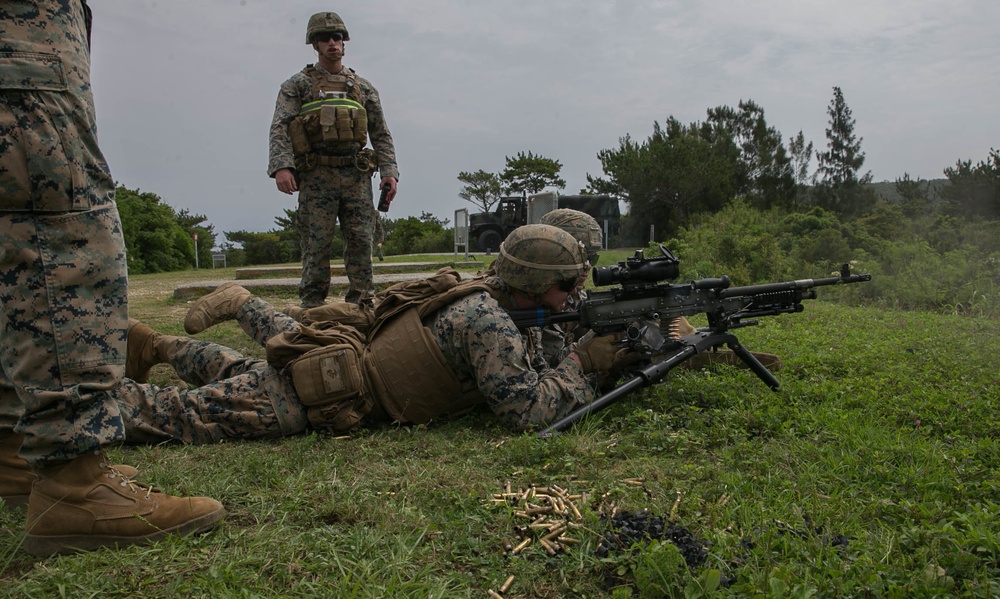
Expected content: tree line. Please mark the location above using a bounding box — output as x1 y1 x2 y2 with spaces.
114 187 454 273
118 86 999 288
457 87 998 243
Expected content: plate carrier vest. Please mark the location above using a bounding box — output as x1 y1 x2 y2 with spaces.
271 269 504 430
288 65 368 164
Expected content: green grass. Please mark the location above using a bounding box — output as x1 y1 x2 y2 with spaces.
2 256 999 597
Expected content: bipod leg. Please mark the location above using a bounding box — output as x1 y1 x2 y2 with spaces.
726 340 780 390
537 345 698 438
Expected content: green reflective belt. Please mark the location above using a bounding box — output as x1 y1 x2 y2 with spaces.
300 97 365 115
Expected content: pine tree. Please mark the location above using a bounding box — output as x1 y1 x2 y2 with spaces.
814 87 873 215
788 130 814 185
499 151 566 194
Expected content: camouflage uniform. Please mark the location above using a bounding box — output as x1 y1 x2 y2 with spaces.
0 0 130 468
118 277 598 442
117 330 308 444
535 209 604 367
268 64 398 306
424 280 596 430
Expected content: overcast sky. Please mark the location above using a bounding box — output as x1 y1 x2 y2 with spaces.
88 1 1000 243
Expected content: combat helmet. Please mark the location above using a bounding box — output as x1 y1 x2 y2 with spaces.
494 224 588 297
540 209 603 264
306 12 350 44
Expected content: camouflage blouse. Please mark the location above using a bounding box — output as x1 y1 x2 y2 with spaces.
427 286 597 431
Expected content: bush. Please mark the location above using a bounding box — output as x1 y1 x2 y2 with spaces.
659 198 1000 317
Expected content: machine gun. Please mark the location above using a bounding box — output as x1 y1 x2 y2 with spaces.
507 245 872 437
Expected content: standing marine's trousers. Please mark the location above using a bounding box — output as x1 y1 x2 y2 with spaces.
297 164 376 306
0 199 129 467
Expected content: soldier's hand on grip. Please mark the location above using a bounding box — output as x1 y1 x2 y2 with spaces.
612 347 645 372
573 332 621 374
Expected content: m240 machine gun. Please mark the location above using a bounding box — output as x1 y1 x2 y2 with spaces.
508 245 872 437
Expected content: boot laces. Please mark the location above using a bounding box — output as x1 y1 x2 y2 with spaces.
99 457 156 500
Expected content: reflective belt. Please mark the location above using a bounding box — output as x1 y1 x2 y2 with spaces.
300 97 365 115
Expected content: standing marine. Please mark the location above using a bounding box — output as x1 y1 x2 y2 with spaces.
268 11 399 307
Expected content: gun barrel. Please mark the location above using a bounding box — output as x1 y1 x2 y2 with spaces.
719 272 870 299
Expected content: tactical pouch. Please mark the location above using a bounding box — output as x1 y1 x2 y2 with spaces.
335 106 353 139
319 104 341 142
305 396 374 432
353 109 368 143
288 117 311 157
296 301 374 332
292 339 376 432
0 53 91 212
316 104 368 145
290 342 366 407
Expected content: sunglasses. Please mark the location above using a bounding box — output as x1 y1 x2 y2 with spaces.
312 31 344 43
557 277 581 293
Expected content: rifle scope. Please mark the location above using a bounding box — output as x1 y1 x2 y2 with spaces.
592 245 680 287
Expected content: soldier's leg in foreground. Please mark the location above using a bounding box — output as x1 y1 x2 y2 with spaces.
0 207 224 556
3 2 223 554
339 168 376 304
233 297 301 347
296 168 341 308
162 335 273 385
115 368 308 446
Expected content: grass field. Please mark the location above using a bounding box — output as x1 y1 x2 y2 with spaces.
2 255 999 598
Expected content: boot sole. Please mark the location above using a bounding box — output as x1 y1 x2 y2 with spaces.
20 505 227 557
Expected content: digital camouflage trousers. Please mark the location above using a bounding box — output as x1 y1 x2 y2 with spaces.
117 326 309 445
0 200 128 467
297 165 376 307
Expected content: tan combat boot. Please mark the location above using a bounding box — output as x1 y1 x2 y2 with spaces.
183 282 252 334
23 451 225 556
1 434 35 509
284 305 305 322
126 319 167 383
2 434 138 509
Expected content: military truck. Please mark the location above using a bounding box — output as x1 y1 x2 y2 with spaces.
468 192 620 252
